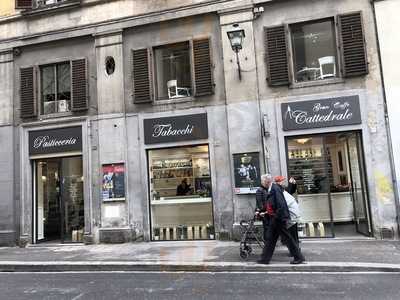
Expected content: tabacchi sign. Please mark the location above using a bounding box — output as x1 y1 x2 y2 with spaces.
144 113 208 144
29 126 82 155
281 95 362 131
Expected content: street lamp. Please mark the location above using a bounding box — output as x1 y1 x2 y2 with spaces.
227 27 245 80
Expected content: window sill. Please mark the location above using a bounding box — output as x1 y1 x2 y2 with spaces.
290 78 344 89
38 111 74 120
153 96 194 106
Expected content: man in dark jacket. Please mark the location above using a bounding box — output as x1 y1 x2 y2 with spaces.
255 177 270 242
256 174 305 265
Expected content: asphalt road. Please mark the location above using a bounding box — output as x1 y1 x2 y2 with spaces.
0 272 399 300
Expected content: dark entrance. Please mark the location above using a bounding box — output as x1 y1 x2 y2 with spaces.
35 156 84 243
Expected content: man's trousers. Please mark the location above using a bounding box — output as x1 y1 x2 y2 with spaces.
261 219 303 263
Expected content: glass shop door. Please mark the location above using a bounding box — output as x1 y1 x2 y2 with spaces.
35 156 84 243
345 132 372 236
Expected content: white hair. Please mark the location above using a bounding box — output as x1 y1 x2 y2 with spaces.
261 174 273 182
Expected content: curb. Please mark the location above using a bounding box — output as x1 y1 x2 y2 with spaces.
1 261 400 273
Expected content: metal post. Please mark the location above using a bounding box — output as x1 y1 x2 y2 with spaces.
235 51 242 81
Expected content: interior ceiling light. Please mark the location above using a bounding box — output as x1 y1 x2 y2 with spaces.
296 138 310 144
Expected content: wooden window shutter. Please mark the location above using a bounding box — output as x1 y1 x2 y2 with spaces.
20 66 36 118
264 25 290 86
338 12 368 77
132 48 153 103
15 0 32 9
193 38 213 96
71 58 88 111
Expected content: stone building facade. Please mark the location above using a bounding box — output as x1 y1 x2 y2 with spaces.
0 0 398 246
373 0 400 237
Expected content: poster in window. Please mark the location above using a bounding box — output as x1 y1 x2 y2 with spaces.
102 163 125 201
233 152 261 194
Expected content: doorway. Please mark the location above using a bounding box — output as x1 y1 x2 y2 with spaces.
35 156 84 243
343 132 371 236
286 131 372 238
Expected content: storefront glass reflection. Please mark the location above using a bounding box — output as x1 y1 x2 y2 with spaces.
286 132 371 238
287 136 333 237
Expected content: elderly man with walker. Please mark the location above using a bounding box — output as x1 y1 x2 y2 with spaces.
255 174 305 264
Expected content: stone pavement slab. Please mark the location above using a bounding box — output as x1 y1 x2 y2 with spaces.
0 239 399 272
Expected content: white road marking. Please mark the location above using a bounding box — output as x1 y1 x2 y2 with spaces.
71 293 85 300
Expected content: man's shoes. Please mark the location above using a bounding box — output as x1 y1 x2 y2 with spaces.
290 257 305 264
257 259 270 264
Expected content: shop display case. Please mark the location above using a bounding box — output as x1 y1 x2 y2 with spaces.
148 145 214 240
287 138 354 226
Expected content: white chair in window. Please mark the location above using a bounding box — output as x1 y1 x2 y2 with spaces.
318 56 336 79
43 101 56 114
167 80 191 99
58 99 69 112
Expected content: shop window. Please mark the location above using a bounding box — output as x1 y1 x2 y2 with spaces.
154 42 192 100
148 145 214 241
291 19 337 83
286 132 371 238
40 62 71 115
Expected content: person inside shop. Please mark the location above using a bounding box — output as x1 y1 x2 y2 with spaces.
255 174 305 265
176 178 192 196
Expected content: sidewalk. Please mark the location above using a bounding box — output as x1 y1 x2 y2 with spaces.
0 239 400 272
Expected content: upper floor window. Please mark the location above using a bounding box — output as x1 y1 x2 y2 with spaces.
35 0 68 7
19 59 88 119
154 42 192 100
40 62 71 114
264 11 368 87
132 38 213 104
291 19 337 83
15 0 79 10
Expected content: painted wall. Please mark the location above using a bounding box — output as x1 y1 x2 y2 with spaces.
0 0 245 46
219 8 265 229
0 49 14 246
0 0 14 17
374 0 400 223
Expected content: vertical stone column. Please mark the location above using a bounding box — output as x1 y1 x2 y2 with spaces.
219 7 264 238
0 50 15 246
94 31 132 242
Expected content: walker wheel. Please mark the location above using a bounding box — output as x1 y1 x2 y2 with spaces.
245 246 252 254
240 250 249 260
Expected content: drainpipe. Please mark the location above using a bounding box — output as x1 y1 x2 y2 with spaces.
370 0 400 238
252 6 269 174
